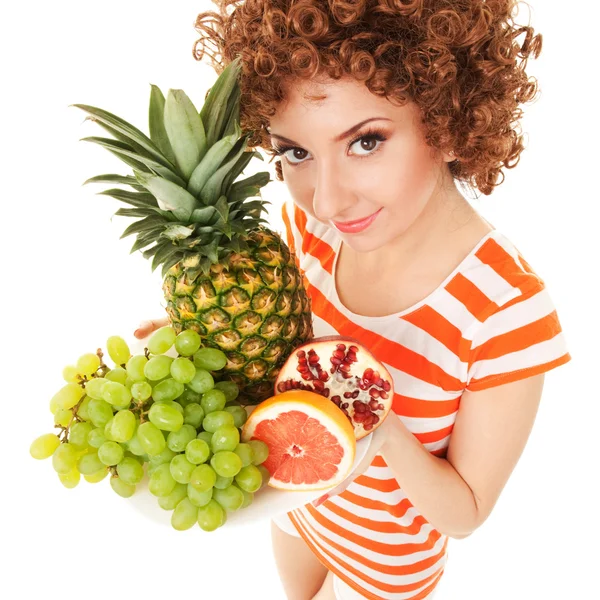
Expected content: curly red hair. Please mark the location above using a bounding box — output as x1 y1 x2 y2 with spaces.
192 0 542 196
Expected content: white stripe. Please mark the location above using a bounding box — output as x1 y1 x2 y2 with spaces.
471 286 555 348
399 411 457 435
335 495 427 525
294 508 448 591
491 231 527 273
293 505 443 567
468 334 569 382
461 256 522 306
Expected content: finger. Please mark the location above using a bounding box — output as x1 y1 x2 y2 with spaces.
134 317 169 339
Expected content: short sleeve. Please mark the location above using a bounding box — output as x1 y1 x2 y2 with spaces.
465 283 571 391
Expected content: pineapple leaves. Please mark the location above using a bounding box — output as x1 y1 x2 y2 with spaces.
96 188 159 208
148 85 178 167
129 230 160 254
164 89 207 181
120 215 164 239
161 224 195 241
133 170 197 221
82 174 147 193
80 136 187 188
199 57 243 147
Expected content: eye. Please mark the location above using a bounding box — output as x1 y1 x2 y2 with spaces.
272 129 387 167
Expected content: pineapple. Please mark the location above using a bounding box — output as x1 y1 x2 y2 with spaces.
71 56 313 404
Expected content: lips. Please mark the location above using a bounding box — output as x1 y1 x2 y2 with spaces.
332 208 383 234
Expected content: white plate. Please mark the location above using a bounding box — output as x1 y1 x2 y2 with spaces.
123 334 388 530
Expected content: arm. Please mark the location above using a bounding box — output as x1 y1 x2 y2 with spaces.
378 373 545 539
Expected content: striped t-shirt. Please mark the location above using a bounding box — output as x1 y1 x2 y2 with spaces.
279 199 571 600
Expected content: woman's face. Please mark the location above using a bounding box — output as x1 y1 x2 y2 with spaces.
268 76 457 255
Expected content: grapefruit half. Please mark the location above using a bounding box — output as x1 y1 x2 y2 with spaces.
241 390 356 491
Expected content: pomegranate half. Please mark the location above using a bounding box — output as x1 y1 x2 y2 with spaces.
274 336 394 440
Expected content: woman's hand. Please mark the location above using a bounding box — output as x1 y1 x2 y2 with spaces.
134 317 170 340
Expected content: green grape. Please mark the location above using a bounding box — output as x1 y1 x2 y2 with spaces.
87 398 113 428
107 336 131 366
126 431 146 456
224 405 247 428
124 451 144 466
211 451 242 478
85 376 107 401
170 454 196 484
117 456 144 485
149 463 177 497
105 367 128 385
185 439 210 465
202 410 234 433
213 484 244 511
239 488 254 509
190 464 217 492
69 421 93 449
84 468 108 483
200 389 227 414
62 365 80 383
102 381 132 409
52 443 78 473
58 468 80 489
87 427 107 449
213 474 234 490
131 381 152 401
215 380 239 403
148 326 177 355
211 426 240 453
110 475 136 498
124 377 135 389
76 396 92 421
187 483 213 507
144 355 173 381
152 378 184 403
158 483 187 510
172 402 184 415
193 348 227 371
234 464 263 493
30 434 60 459
170 357 196 384
171 498 198 531
257 464 271 489
149 446 176 466
167 424 197 453
54 408 72 428
137 422 166 456
126 354 148 382
187 369 214 395
177 388 201 408
76 353 101 377
98 441 124 466
197 499 225 531
77 451 105 475
234 443 254 468
248 440 270 465
51 383 86 411
183 403 204 428
149 402 184 432
174 330 201 357
196 430 213 446
104 417 116 442
111 410 136 443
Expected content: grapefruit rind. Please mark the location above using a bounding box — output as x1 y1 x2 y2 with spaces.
242 392 356 491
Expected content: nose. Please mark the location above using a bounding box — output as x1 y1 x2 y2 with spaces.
312 162 356 223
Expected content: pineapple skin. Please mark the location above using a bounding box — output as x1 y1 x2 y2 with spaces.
162 228 313 405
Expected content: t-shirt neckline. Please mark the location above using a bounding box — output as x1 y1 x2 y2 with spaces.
330 228 498 322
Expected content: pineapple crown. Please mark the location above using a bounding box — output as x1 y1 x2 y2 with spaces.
70 56 272 277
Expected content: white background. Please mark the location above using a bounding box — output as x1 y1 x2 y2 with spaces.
2 1 598 598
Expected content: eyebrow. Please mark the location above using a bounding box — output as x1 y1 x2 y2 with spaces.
269 117 392 146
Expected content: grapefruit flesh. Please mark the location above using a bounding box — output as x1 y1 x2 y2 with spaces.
242 391 356 491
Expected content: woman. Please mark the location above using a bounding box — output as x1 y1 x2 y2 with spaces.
135 1 571 598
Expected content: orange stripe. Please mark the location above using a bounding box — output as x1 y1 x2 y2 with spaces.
413 423 453 445
307 283 465 391
445 272 498 320
473 310 564 361
339 491 415 519
394 394 461 419
354 474 401 494
302 230 336 275
402 305 470 360
281 203 302 272
467 352 571 391
294 203 308 240
476 237 539 293
289 510 447 597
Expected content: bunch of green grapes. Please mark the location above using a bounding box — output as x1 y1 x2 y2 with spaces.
30 326 271 532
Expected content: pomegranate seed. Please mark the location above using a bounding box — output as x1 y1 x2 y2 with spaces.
297 350 306 358
380 391 388 400
349 345 358 353
331 395 341 402
364 423 374 431
319 371 329 381
339 363 351 372
342 402 349 409
343 392 352 399
372 414 380 424
336 344 346 351
372 370 380 380
375 378 384 388
308 356 320 366
277 382 286 392
382 380 391 392
369 399 379 410
363 368 374 380
352 390 360 399
378 403 384 410
323 389 330 398
333 349 345 359
301 373 312 381
330 368 335 374
330 357 342 366
369 388 380 398
313 380 325 391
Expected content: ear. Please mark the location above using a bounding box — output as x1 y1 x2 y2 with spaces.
441 150 457 163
